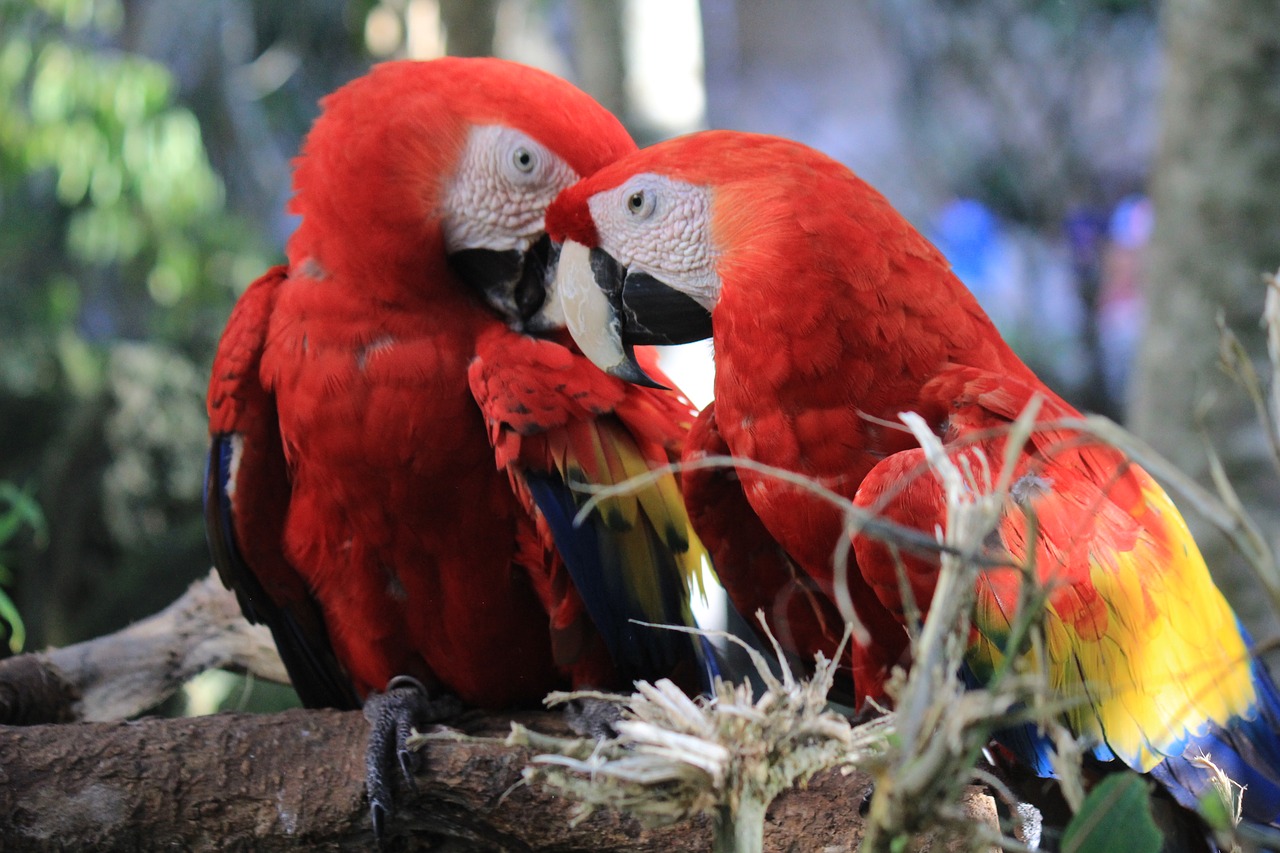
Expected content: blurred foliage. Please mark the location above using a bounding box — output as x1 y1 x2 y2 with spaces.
0 482 46 655
0 0 271 355
1060 772 1161 853
884 0 1157 226
182 670 307 717
0 0 371 657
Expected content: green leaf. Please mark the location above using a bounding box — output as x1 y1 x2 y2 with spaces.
0 481 46 544
0 587 24 653
0 482 40 654
1061 772 1162 853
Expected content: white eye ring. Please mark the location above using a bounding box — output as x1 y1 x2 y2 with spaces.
626 189 654 218
512 146 536 174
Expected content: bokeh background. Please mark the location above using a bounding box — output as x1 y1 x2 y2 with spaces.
2 0 1277 710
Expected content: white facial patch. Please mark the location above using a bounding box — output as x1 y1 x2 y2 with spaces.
587 173 721 309
440 125 579 254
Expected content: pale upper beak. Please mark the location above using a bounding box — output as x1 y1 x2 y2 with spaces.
554 240 713 388
555 240 658 386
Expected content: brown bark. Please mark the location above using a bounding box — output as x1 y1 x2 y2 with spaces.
0 574 1003 849
0 570 288 726
0 708 1000 851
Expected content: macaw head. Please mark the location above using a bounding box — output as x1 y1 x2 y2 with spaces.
546 130 950 386
288 57 635 326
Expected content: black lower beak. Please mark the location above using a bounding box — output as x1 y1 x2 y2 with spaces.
449 235 557 327
589 248 712 347
514 235 555 322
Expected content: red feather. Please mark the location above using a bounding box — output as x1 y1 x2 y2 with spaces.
206 58 705 709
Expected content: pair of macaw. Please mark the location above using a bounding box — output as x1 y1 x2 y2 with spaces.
205 56 1280 833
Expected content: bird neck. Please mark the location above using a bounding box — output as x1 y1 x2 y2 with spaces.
287 214 457 309
711 255 1027 475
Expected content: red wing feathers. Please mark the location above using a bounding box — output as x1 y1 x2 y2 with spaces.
205 266 359 709
469 329 708 686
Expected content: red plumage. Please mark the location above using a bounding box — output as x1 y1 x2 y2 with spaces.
206 58 704 710
549 131 1062 703
552 129 1280 823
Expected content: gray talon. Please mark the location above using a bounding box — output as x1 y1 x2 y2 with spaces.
363 678 460 844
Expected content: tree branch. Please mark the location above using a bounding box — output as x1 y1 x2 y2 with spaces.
0 570 288 725
0 573 1003 849
0 707 1001 851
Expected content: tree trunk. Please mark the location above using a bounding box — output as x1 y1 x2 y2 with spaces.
1129 0 1280 638
569 0 629 124
440 0 498 57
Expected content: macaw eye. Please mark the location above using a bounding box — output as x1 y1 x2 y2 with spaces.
512 146 536 173
626 189 654 218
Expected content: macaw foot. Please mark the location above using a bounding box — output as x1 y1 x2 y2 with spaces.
993 798 1043 849
562 695 624 740
858 784 874 817
363 675 463 843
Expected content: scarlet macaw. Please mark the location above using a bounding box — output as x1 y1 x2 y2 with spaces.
204 58 712 828
547 129 1280 824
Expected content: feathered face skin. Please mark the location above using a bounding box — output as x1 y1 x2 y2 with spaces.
290 57 636 328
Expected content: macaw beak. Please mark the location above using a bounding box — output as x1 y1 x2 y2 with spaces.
448 234 559 329
555 240 712 389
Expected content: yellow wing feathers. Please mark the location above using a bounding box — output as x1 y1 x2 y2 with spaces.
557 420 708 616
974 468 1258 772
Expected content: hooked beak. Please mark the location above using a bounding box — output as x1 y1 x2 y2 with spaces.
555 240 712 389
449 234 559 330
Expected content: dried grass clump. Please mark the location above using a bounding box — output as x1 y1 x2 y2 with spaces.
855 404 1082 852
504 403 1063 852
513 622 890 852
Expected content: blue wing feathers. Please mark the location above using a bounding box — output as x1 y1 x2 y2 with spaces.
973 629 1280 827
1149 634 1280 825
203 434 359 710
523 469 700 684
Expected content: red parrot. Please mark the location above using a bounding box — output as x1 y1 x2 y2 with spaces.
204 58 713 829
547 129 1280 825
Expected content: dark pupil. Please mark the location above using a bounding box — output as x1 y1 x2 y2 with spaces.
629 192 643 210
517 150 531 167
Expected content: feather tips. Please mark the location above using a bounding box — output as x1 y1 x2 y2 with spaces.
204 266 359 710
469 329 708 684
853 364 1280 820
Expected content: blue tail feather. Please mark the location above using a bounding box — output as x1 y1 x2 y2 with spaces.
1148 645 1280 826
524 469 700 685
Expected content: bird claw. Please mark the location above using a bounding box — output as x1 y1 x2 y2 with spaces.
563 696 624 740
858 784 875 817
363 676 461 844
369 798 390 845
397 747 424 788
